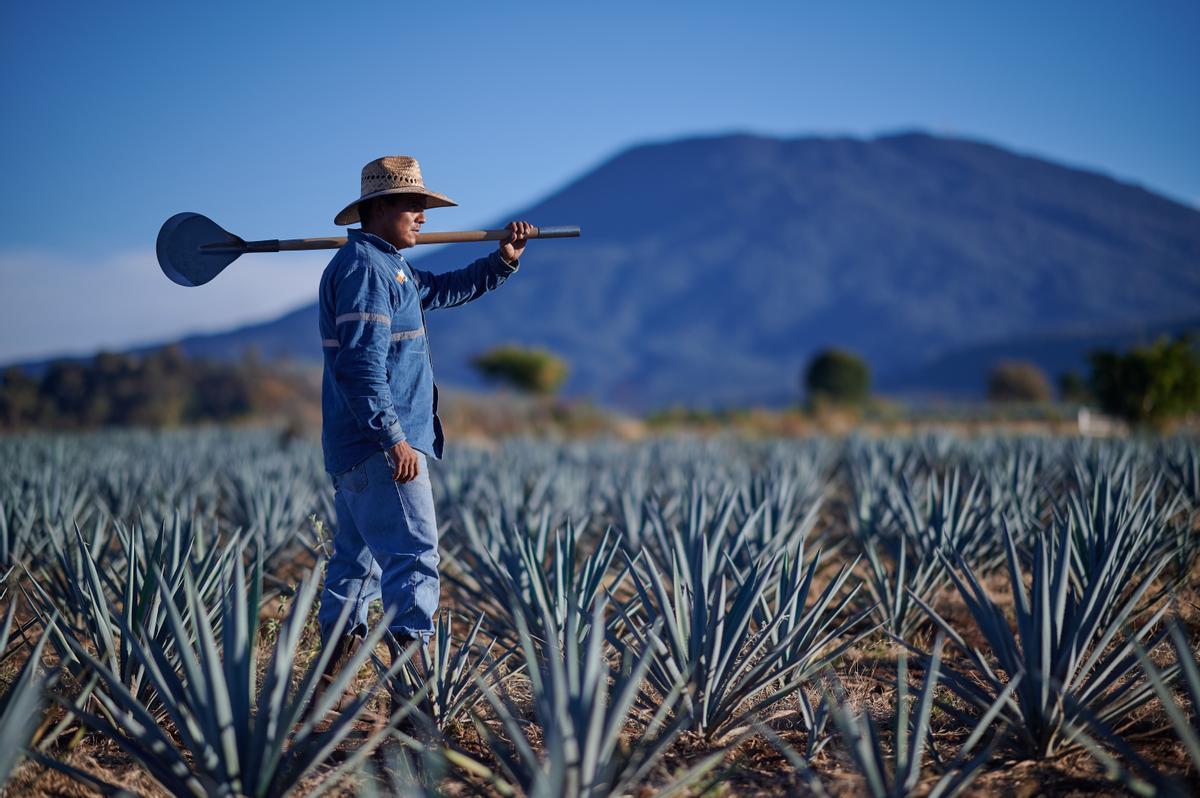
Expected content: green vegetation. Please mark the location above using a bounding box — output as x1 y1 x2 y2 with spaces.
1089 333 1200 427
804 347 870 406
470 344 569 396
987 360 1053 402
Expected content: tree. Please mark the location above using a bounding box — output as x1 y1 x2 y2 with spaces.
472 345 568 396
803 348 870 406
1057 370 1091 404
986 360 1053 403
0 367 39 429
127 346 190 426
1089 333 1200 426
39 360 89 426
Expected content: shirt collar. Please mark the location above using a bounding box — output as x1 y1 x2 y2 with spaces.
348 228 404 257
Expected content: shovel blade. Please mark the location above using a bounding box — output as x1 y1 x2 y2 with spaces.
156 212 244 286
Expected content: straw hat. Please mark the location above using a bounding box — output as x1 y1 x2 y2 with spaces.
334 156 457 226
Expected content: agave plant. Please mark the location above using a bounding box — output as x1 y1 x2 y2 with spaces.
383 611 517 733
4 427 1197 794
221 458 324 563
911 514 1173 758
859 535 952 642
0 569 33 668
1067 438 1145 500
910 432 972 476
467 596 718 798
636 482 761 587
0 494 39 570
354 739 445 798
44 554 399 798
1015 616 1200 798
612 540 871 739
760 545 871 674
730 443 832 564
823 636 1018 798
0 602 57 784
1162 441 1199 510
446 512 626 646
19 454 105 550
889 471 998 568
850 472 976 641
1057 466 1191 604
1140 619 1200 778
1076 618 1200 798
24 515 239 718
979 439 1048 535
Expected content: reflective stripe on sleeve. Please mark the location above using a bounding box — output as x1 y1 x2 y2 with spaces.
335 312 391 325
321 328 424 349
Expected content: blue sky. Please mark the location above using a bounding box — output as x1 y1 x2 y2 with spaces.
1 0 1197 363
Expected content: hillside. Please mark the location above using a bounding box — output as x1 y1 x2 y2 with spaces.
16 131 1200 408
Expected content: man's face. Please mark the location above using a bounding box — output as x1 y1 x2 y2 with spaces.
373 195 427 249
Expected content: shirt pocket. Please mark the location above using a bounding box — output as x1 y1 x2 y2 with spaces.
390 325 427 356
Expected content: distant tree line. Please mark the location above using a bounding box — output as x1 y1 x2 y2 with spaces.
0 346 314 431
983 335 1199 426
1080 333 1200 426
802 332 1199 428
4 334 1195 433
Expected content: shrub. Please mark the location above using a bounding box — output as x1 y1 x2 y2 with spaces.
803 348 870 406
471 344 568 396
986 360 1052 402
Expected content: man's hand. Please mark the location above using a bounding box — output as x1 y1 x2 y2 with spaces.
387 440 420 483
498 221 533 264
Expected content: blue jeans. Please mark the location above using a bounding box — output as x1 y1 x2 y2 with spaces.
317 449 439 644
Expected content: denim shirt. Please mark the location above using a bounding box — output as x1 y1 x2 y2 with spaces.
319 228 518 475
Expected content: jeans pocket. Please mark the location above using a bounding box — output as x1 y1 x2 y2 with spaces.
333 462 369 495
392 463 437 546
380 449 429 484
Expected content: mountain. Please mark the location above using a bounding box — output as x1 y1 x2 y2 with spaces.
16 131 1200 409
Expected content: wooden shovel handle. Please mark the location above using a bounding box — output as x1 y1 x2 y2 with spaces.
226 225 580 253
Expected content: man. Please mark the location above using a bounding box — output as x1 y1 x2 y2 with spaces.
314 155 530 698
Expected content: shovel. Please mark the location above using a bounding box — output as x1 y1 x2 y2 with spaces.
156 212 580 287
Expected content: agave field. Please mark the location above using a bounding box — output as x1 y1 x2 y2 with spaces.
1 428 1199 797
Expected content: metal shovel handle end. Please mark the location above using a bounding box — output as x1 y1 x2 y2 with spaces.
532 225 580 239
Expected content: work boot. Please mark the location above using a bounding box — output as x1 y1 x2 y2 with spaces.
305 628 366 723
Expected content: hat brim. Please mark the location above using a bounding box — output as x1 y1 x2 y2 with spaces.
334 187 457 226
